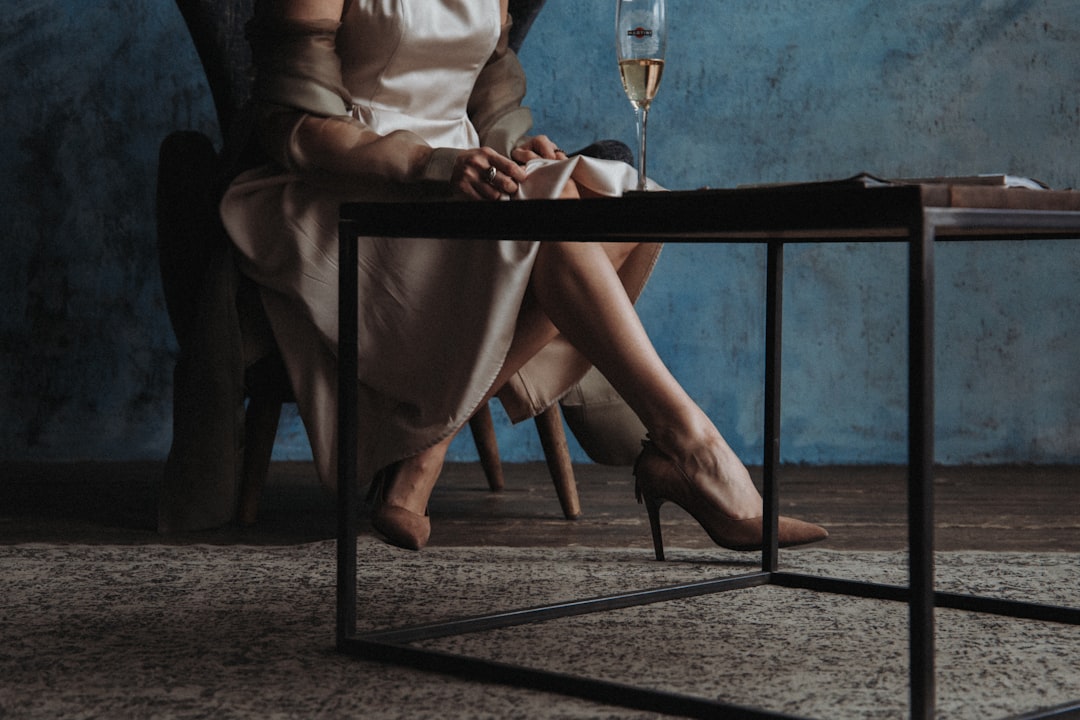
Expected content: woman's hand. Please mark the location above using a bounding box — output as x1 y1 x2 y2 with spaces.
511 135 568 164
450 147 528 200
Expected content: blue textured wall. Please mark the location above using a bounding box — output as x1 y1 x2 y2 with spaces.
2 0 1080 465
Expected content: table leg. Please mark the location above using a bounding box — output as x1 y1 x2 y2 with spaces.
337 219 360 647
763 239 784 573
909 214 936 719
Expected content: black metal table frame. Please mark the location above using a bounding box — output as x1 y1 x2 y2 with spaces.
334 184 1080 719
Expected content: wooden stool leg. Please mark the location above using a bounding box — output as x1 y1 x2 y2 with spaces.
237 397 282 526
470 403 505 491
534 405 580 520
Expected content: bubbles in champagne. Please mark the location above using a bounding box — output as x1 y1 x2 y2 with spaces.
619 58 664 109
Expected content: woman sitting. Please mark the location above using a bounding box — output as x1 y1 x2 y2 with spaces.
220 0 828 555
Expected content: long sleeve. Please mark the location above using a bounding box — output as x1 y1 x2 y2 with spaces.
243 7 534 191
244 7 450 190
254 106 450 188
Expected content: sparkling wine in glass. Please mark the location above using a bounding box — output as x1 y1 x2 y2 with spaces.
616 0 666 191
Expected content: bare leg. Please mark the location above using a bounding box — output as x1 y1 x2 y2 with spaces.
524 241 826 553
527 241 763 519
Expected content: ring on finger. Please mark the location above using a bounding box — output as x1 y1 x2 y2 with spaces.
484 166 498 185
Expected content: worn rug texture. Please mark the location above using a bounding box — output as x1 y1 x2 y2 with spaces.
2 540 1078 719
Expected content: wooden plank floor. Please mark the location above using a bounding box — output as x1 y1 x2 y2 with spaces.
1 461 1077 552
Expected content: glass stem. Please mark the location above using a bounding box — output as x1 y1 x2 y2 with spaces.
636 105 650 191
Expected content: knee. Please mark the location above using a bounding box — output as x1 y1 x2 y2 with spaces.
559 178 581 200
604 240 639 268
535 240 637 271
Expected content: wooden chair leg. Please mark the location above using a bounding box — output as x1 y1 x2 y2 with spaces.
237 396 282 526
534 405 580 520
469 403 505 491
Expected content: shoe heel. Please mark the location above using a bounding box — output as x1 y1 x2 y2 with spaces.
636 476 666 562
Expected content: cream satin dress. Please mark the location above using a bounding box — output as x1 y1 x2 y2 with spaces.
221 0 660 487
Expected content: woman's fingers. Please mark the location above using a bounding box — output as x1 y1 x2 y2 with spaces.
449 139 570 201
514 134 567 162
452 148 525 199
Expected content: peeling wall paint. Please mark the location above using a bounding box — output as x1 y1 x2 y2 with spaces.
2 0 1079 465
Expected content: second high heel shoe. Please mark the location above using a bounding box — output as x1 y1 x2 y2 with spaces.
368 464 431 551
633 441 828 560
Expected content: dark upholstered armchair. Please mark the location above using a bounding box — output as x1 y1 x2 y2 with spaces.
157 0 616 532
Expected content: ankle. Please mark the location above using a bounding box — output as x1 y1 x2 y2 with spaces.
647 430 762 519
640 397 714 447
647 421 723 469
385 448 446 514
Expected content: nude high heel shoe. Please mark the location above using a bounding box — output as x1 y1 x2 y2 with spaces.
633 441 827 560
368 464 431 551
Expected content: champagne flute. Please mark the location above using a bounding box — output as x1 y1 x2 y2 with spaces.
616 0 666 191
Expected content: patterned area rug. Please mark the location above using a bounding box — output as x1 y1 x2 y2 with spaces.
2 540 1078 719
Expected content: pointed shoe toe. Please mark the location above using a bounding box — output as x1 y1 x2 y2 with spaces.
371 504 431 551
777 515 829 548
